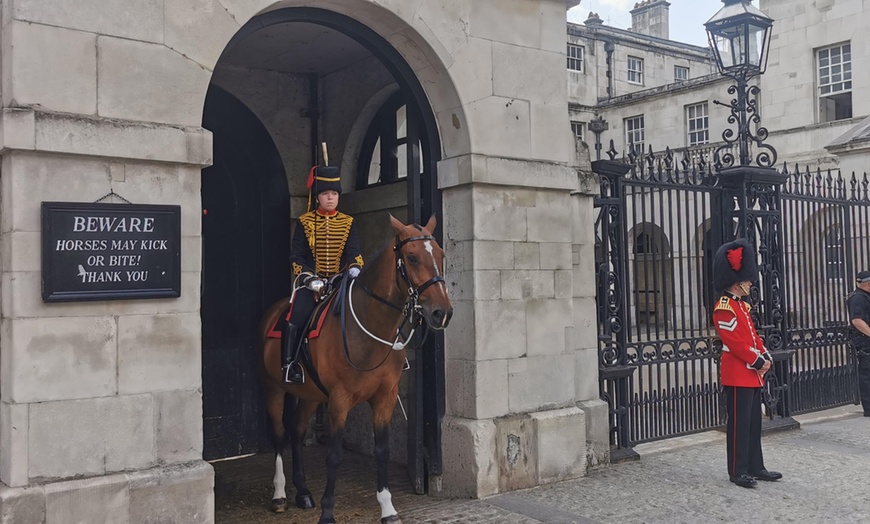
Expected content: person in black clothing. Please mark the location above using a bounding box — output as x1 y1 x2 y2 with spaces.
846 270 870 416
281 165 364 384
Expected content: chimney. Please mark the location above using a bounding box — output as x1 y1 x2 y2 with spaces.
630 0 671 40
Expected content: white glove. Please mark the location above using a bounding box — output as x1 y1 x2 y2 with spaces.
348 267 360 278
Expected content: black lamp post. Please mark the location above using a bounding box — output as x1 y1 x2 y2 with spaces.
705 0 777 168
706 1 796 426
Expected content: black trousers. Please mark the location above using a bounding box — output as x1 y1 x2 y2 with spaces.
858 354 870 414
289 287 316 327
724 385 766 477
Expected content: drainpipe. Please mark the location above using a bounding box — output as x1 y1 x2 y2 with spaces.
604 40 615 98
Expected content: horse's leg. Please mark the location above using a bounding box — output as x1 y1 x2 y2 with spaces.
265 385 289 513
290 398 319 509
317 397 350 524
372 392 402 524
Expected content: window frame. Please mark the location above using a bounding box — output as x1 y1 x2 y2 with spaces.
567 43 584 73
686 102 710 147
624 115 645 154
817 42 853 123
570 121 585 142
824 225 845 281
627 56 644 85
356 92 424 189
674 65 690 82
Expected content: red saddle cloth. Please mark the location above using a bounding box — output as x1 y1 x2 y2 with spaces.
266 294 335 340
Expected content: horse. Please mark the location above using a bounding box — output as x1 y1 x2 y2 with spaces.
257 214 453 524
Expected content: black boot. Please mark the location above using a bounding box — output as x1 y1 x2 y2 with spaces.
281 323 304 385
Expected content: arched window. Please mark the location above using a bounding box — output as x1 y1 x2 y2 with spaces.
356 92 423 188
634 232 656 254
824 226 844 279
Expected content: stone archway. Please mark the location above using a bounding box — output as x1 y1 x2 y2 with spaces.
197 2 470 499
165 0 470 160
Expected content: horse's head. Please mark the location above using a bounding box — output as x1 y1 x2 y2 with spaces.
390 214 453 330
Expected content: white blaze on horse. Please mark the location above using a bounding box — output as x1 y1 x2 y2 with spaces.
258 214 452 524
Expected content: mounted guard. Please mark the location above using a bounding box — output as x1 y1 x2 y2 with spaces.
282 161 363 384
258 210 452 524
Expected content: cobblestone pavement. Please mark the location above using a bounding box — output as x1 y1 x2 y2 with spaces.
215 406 869 524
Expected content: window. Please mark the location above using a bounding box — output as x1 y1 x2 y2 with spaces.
357 92 424 188
628 56 644 85
567 44 584 72
634 232 657 254
624 115 645 153
817 43 852 122
824 226 844 280
675 66 689 82
686 103 709 146
570 121 584 142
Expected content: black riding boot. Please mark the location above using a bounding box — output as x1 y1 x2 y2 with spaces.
281 323 304 385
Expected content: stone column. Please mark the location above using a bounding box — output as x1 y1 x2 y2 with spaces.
0 5 214 522
433 0 603 498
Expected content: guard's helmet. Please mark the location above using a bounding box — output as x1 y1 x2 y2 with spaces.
308 165 342 196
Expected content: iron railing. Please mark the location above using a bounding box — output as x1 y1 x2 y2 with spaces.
781 165 866 414
596 145 864 457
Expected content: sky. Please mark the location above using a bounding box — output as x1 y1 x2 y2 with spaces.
567 0 731 47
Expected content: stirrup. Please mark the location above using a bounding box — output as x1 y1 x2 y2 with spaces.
283 362 305 385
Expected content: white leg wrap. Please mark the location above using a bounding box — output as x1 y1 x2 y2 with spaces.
272 455 286 500
377 488 397 519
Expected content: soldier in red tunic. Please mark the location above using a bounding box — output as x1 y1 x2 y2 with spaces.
712 238 782 488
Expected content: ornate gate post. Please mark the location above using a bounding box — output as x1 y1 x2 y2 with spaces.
592 158 638 461
718 166 798 428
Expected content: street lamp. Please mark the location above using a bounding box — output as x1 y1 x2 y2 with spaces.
705 0 777 168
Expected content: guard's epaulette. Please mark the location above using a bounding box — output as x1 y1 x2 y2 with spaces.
714 296 734 314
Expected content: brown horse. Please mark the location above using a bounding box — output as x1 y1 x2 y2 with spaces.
257 214 452 524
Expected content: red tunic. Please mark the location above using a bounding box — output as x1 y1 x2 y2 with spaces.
713 294 768 388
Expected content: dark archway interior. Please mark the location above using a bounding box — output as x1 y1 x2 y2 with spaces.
201 84 290 460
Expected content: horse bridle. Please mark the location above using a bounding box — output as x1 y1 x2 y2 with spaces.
393 234 446 308
340 233 445 371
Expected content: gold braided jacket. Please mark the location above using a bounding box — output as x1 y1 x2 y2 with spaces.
291 210 364 277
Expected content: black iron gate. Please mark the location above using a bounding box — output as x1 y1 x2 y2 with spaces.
596 148 728 459
781 165 866 414
595 146 864 458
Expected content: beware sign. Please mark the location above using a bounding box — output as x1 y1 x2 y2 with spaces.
41 202 181 302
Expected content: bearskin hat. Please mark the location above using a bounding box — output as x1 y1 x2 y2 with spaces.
712 238 758 294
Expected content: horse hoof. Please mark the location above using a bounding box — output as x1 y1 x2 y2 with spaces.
317 519 336 524
270 498 287 513
382 516 403 524
295 493 316 509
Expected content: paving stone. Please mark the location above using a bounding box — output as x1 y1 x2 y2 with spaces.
214 407 870 524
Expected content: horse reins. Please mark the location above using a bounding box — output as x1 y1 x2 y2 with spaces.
340 234 445 372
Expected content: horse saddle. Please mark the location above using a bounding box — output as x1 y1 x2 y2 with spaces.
266 292 336 340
